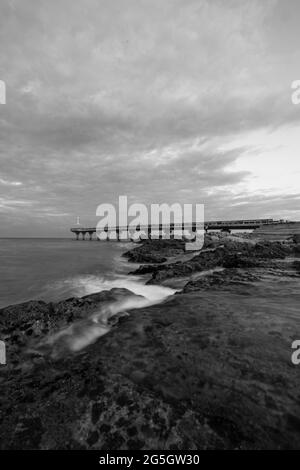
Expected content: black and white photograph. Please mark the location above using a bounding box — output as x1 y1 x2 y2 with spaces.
0 0 300 457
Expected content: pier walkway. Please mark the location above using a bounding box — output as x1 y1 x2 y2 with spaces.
70 218 288 240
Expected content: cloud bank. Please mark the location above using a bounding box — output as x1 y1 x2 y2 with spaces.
0 0 300 236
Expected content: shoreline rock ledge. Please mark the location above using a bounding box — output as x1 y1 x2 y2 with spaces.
0 234 300 449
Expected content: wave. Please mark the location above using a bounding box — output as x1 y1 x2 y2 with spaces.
44 272 175 302
35 273 176 357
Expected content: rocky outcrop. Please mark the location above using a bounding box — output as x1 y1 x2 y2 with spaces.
1 234 300 450
123 239 185 264
292 234 300 244
253 222 300 241
1 276 300 449
293 260 300 274
0 288 143 366
183 268 261 292
144 241 293 284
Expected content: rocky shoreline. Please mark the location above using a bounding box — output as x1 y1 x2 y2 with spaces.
1 233 300 449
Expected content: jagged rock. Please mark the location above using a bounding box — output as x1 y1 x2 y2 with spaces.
183 268 260 292
293 260 300 274
129 264 162 275
123 239 184 264
294 244 300 255
1 276 300 449
146 241 292 284
222 254 261 269
0 288 139 363
1 236 300 450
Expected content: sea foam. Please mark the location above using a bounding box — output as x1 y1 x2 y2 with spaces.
37 274 176 357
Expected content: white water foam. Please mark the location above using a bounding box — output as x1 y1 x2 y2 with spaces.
49 272 176 303
37 274 176 357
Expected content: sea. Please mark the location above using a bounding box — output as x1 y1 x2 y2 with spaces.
0 238 175 309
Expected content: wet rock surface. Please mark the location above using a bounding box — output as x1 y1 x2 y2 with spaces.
182 268 261 292
1 234 300 449
141 240 294 284
0 289 137 356
123 239 185 264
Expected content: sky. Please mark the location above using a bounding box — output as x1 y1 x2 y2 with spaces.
0 0 300 237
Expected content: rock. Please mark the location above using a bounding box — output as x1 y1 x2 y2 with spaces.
123 239 185 264
0 288 140 363
1 277 300 449
127 252 167 264
1 235 299 450
293 260 300 274
294 244 300 255
129 264 162 275
222 254 261 269
145 240 292 284
183 268 260 292
293 234 300 244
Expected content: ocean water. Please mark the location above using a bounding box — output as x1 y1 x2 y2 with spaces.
0 238 175 309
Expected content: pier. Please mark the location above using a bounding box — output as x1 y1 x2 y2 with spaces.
70 218 288 240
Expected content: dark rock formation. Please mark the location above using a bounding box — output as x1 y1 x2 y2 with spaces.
292 234 300 244
183 268 261 292
294 243 300 255
1 235 300 450
123 239 185 264
293 260 300 274
145 241 292 284
222 254 260 268
1 277 300 449
0 288 142 365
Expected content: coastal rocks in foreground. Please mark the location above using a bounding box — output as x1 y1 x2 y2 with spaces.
0 288 144 365
1 274 300 449
1 233 300 450
182 268 261 292
140 240 295 284
123 239 185 264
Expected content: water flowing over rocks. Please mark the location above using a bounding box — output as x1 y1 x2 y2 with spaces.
1 233 300 449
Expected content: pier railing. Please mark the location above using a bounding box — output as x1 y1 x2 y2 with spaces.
70 218 289 240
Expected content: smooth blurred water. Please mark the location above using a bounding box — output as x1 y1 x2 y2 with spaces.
0 238 175 308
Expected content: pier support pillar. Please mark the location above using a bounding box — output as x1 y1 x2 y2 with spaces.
89 232 93 241
81 232 86 240
76 233 79 240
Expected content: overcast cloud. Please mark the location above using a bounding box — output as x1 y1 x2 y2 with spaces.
0 0 300 236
